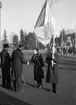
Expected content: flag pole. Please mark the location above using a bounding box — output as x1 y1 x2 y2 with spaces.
48 0 54 49
33 28 37 48
49 0 55 66
36 34 37 48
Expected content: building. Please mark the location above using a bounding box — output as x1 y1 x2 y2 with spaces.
55 32 76 48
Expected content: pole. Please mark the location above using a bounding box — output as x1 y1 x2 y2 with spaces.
52 35 55 66
0 2 2 50
36 34 37 48
0 3 1 40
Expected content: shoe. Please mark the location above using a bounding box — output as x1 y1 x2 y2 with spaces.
22 81 27 86
38 85 43 89
1 85 5 88
35 85 39 88
52 90 56 94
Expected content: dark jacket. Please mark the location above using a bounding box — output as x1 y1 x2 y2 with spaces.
46 52 52 66
31 53 44 80
0 49 11 78
45 51 59 84
11 48 26 80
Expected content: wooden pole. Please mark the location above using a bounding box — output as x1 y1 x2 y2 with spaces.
36 34 37 48
0 7 1 41
0 2 2 50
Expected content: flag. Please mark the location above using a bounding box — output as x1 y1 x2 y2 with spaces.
34 0 56 46
34 1 46 28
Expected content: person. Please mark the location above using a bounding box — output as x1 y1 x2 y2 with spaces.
45 46 59 93
11 44 27 92
29 48 44 88
0 44 11 89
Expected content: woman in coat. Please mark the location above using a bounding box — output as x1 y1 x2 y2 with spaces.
45 46 59 93
30 48 44 89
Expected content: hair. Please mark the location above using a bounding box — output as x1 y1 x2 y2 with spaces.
18 44 23 48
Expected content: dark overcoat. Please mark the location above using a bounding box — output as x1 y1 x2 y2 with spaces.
11 48 26 80
31 53 44 81
45 52 59 84
11 48 27 91
0 49 11 79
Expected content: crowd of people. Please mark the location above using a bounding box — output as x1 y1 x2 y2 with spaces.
0 43 59 94
57 46 76 55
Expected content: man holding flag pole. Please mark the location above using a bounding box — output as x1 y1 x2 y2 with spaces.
34 0 59 93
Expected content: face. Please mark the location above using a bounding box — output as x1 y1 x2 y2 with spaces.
5 47 9 51
20 47 23 51
47 47 52 54
19 46 24 51
34 49 37 54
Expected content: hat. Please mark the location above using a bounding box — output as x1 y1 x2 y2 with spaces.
4 44 9 48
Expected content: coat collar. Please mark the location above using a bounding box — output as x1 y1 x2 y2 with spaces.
17 48 21 51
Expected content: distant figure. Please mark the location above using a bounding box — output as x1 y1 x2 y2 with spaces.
30 48 44 88
45 46 59 93
0 44 11 89
11 45 27 92
73 46 75 55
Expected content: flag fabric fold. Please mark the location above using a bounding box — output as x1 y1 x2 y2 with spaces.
34 1 46 28
34 0 56 46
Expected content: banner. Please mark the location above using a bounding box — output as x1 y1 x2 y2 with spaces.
34 0 56 46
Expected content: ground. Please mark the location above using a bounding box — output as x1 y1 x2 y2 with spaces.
0 53 76 105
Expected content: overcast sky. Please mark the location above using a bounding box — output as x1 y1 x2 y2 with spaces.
1 0 76 42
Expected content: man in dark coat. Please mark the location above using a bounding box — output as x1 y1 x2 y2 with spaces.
30 48 44 89
0 44 11 89
11 45 27 92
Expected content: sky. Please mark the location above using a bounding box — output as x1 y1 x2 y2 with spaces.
1 0 76 42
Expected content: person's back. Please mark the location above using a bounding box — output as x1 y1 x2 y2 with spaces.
0 49 11 71
0 44 11 89
12 46 27 77
12 48 24 78
11 45 27 92
12 49 22 65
